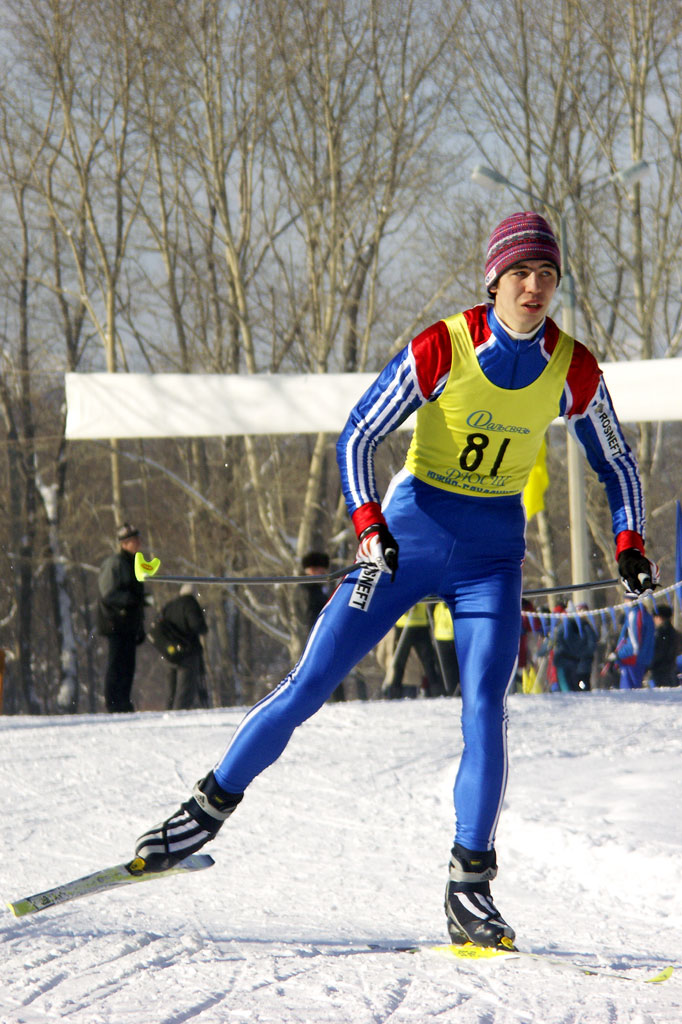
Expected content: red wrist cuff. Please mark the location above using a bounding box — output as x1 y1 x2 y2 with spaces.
615 530 645 559
352 502 386 539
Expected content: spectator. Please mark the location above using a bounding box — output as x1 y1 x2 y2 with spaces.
517 597 540 692
552 615 580 692
540 598 593 696
608 596 655 689
161 584 209 710
530 606 553 693
295 551 332 640
382 603 444 698
295 551 346 701
432 602 460 696
595 613 621 689
552 604 599 692
574 604 598 691
97 523 146 713
647 605 680 688
544 602 566 692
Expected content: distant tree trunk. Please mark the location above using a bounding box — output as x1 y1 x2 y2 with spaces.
37 477 79 712
535 510 558 590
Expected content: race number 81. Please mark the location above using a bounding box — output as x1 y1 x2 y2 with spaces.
459 434 510 476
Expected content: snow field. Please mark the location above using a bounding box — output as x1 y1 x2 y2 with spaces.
1 689 681 1023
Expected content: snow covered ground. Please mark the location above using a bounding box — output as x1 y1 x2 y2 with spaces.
1 688 681 1023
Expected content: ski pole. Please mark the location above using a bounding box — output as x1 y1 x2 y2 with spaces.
522 578 619 598
136 552 621 595
134 552 360 586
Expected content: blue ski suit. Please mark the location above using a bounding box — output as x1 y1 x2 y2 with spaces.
213 304 646 852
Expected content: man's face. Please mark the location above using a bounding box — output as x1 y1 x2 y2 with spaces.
304 565 327 577
121 535 142 555
491 259 558 333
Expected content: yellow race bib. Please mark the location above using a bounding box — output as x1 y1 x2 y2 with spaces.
405 313 572 498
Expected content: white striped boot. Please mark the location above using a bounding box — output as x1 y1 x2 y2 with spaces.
135 771 243 872
444 844 515 948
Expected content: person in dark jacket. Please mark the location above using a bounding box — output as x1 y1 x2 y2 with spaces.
382 603 445 698
295 551 331 640
97 523 146 713
162 584 209 710
295 551 347 701
548 602 579 692
648 605 680 688
573 604 598 691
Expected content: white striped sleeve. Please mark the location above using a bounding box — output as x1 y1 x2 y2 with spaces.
336 345 426 513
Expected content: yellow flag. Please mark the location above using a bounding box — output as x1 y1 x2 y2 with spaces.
523 439 549 520
521 664 542 694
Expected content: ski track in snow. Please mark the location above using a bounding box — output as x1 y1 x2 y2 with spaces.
1 690 681 1023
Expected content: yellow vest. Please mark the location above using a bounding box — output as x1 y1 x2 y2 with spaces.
433 602 454 641
396 603 429 628
405 313 573 498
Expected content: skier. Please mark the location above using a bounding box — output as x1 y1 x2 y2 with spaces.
134 211 658 948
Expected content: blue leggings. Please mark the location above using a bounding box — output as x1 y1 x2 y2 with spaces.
214 473 525 851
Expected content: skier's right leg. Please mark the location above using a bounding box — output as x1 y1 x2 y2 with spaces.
134 563 422 869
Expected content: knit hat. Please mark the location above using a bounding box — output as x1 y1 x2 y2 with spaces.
301 550 330 571
484 212 561 296
117 522 140 542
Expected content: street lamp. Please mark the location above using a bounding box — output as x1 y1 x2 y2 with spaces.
471 161 649 603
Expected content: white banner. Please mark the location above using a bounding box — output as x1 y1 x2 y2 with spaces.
64 359 682 439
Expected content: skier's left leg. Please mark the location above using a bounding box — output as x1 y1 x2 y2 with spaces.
443 561 522 947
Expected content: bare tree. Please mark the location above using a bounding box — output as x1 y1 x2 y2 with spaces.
4 0 681 711
571 0 682 490
126 0 473 663
0 77 54 713
21 0 157 521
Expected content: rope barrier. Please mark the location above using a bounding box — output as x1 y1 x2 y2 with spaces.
521 580 682 636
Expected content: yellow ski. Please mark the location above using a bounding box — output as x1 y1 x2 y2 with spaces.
8 854 214 918
419 941 673 984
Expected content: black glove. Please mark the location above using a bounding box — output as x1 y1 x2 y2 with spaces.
357 523 399 577
617 548 659 596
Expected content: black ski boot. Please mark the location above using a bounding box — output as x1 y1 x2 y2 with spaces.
444 843 515 948
135 771 243 871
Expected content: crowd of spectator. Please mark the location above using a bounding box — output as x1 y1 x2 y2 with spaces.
98 521 679 709
516 597 681 694
377 594 681 700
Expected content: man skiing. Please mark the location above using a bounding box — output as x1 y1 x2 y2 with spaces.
134 211 658 948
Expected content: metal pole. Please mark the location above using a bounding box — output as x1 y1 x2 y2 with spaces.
559 213 592 607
